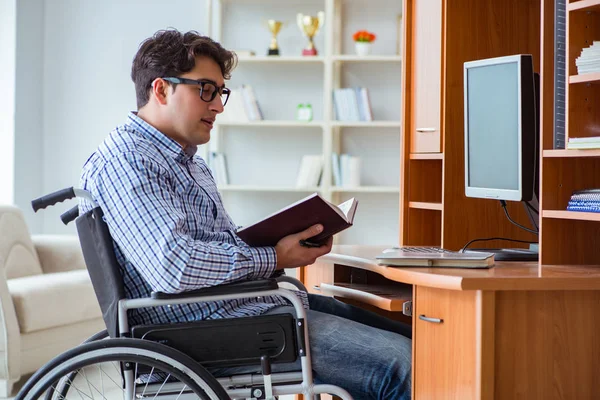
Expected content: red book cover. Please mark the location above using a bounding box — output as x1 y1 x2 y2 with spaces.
236 193 358 247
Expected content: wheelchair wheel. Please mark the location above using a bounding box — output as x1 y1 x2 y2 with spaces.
17 338 229 400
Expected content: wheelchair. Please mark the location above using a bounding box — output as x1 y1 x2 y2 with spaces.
16 188 352 400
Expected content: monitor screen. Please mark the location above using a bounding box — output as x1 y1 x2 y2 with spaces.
464 54 536 202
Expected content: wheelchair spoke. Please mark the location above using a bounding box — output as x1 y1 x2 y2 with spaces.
174 385 188 400
151 374 171 400
140 367 155 398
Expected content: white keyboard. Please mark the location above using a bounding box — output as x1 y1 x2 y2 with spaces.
383 246 455 254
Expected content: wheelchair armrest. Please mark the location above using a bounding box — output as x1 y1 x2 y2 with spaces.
151 279 279 300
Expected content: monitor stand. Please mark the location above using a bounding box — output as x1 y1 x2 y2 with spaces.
465 248 539 262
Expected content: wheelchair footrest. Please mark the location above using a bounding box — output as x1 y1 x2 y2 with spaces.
131 313 298 368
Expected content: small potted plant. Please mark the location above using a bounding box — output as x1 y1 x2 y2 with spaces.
353 30 376 56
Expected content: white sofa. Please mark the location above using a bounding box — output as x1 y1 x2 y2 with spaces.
0 205 104 396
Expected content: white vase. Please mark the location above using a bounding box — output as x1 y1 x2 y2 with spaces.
354 42 371 56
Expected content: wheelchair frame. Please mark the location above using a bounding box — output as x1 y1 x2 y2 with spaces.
20 187 353 400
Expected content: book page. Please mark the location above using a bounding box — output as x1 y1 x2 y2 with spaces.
337 198 357 222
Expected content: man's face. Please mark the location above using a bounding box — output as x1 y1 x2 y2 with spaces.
164 56 226 147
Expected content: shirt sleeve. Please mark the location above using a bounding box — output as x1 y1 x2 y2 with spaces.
91 151 277 293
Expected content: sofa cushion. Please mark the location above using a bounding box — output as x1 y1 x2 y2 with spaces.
0 206 43 279
7 269 102 333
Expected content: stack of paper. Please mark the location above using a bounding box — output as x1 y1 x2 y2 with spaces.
576 42 600 75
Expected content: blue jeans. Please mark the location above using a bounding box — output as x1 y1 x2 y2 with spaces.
210 294 412 400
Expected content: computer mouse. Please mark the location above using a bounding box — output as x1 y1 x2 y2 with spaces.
382 247 400 253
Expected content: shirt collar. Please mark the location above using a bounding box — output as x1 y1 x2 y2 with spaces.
126 112 198 162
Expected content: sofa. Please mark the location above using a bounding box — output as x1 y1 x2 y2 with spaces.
0 205 104 397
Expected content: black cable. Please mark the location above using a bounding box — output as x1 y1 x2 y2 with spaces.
524 202 539 231
525 201 539 215
460 237 537 253
499 200 539 235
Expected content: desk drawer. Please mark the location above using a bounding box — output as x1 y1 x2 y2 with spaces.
413 286 478 400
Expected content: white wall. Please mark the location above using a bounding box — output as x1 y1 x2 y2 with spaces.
34 0 210 233
0 0 16 206
14 0 45 232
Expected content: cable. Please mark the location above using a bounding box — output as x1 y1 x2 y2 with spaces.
524 202 539 231
499 200 539 235
460 237 537 253
525 201 539 215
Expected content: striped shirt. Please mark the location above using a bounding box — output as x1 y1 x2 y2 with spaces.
80 112 307 326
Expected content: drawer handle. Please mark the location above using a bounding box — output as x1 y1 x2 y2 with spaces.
419 314 443 324
416 127 436 132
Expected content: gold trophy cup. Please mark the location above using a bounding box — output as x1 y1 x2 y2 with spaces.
297 11 325 56
267 20 283 56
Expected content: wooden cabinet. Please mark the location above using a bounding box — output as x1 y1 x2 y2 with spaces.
413 286 478 400
409 0 443 154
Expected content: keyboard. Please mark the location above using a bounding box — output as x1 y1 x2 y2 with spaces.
383 246 455 254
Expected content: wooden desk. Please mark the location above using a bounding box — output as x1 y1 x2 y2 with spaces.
310 245 600 400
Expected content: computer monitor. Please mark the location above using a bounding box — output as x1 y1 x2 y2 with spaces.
464 54 537 202
463 54 539 261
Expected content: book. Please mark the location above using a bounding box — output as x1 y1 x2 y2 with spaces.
236 193 358 247
376 249 495 268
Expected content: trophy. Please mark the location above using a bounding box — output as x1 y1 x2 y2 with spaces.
267 20 283 56
297 11 325 56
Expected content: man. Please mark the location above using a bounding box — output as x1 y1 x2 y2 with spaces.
80 29 411 400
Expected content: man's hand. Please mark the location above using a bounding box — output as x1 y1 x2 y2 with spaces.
275 224 333 270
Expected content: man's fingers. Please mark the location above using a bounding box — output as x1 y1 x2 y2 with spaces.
297 224 323 240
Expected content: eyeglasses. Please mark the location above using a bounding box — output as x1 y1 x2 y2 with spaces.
161 77 231 106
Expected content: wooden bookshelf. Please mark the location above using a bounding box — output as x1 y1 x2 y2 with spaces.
400 0 543 252
567 0 600 12
409 201 443 211
569 72 600 84
535 0 600 265
543 210 600 222
543 149 600 158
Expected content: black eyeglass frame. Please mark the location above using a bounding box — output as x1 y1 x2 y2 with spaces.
161 77 231 106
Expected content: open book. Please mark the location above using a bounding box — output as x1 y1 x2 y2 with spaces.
236 193 358 247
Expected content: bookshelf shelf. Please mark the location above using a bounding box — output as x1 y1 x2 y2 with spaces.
331 55 402 63
543 210 600 222
408 201 443 211
216 121 324 128
218 185 320 193
567 0 600 12
236 56 325 63
409 153 443 160
330 121 402 128
569 73 600 84
543 149 600 158
331 186 400 194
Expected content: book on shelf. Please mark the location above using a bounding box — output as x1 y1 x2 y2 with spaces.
576 41 600 75
567 189 600 212
566 136 600 150
209 152 229 185
296 155 323 187
376 249 495 269
236 193 359 247
218 85 263 123
333 87 373 122
331 153 361 187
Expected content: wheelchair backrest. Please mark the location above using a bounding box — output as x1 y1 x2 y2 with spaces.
76 207 125 338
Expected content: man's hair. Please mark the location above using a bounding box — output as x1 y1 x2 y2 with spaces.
131 29 237 109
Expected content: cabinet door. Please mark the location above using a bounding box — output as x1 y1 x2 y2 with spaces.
410 0 443 153
413 286 477 400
